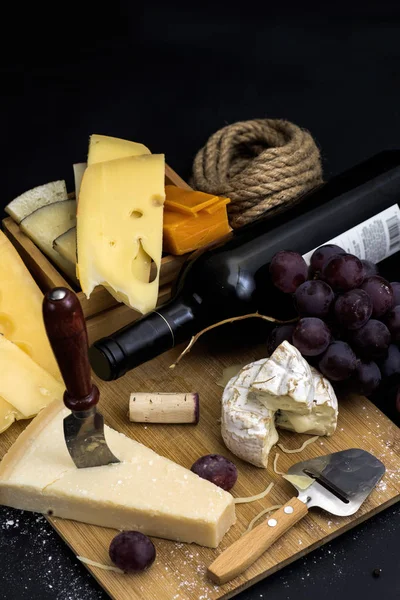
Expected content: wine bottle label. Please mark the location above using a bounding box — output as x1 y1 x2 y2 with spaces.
302 204 400 265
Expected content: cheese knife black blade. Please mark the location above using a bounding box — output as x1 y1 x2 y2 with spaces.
42 287 120 468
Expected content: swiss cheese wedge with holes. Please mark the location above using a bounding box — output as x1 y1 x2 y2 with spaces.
0 231 60 380
0 401 236 547
77 154 165 314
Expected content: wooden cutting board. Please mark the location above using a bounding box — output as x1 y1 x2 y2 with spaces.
1 336 399 600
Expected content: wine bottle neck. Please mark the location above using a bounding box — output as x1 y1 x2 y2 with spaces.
89 296 198 380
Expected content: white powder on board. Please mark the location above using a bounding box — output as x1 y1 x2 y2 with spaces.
0 508 106 600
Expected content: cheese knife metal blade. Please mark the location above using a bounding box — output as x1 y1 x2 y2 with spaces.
208 448 385 584
43 287 120 469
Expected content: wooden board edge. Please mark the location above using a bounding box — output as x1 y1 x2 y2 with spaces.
46 493 400 600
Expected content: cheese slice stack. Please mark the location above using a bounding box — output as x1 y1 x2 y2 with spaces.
77 153 165 314
0 336 64 419
0 401 236 548
0 231 60 380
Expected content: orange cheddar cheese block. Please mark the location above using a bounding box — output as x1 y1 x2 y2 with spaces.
163 186 232 255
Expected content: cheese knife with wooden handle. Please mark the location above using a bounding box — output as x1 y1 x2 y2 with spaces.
208 448 385 585
42 287 120 468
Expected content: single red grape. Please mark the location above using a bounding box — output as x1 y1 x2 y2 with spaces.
109 532 156 572
310 244 346 274
334 289 372 330
292 317 331 356
351 319 391 359
360 276 394 318
294 280 334 318
355 360 381 396
191 454 238 491
318 341 357 381
322 254 364 292
269 251 308 294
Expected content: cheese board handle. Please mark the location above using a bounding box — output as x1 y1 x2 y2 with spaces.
207 497 308 585
42 287 99 412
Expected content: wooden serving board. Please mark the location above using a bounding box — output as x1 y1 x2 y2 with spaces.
1 337 399 600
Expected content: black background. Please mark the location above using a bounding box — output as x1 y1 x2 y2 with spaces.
1 2 399 599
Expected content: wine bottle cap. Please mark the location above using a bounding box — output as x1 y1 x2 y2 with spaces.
89 339 125 381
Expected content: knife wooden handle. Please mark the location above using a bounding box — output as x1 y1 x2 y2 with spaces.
207 497 308 585
42 287 99 412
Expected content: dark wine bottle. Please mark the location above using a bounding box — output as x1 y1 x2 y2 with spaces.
89 151 400 381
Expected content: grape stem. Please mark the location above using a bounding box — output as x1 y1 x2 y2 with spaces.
169 312 299 369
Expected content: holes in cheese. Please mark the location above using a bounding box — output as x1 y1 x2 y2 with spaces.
130 209 143 219
77 154 165 315
131 240 156 284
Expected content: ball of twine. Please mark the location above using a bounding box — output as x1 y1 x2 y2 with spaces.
191 118 323 229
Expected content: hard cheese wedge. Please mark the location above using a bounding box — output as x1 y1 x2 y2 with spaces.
88 134 150 165
20 199 77 283
77 154 165 314
0 336 64 418
5 180 68 224
53 227 77 264
0 231 60 380
0 401 236 547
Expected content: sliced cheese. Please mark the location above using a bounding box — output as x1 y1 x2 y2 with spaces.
87 134 150 165
53 227 77 264
5 180 67 224
252 341 314 414
276 366 338 436
221 359 278 468
20 200 77 283
0 231 60 380
0 401 236 548
77 154 165 314
0 397 24 434
163 186 232 255
0 336 64 418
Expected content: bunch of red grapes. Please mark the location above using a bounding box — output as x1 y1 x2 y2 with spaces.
268 245 400 415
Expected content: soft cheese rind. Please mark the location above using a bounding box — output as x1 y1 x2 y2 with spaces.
251 341 314 414
0 401 235 548
221 360 278 468
276 366 338 436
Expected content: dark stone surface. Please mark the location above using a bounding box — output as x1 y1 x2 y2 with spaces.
1 3 399 598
